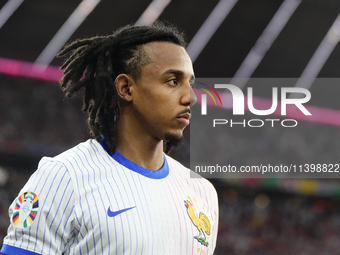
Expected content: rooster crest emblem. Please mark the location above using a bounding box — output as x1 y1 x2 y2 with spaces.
184 199 211 247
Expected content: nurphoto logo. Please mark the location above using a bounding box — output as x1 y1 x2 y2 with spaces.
196 82 223 115
198 83 312 128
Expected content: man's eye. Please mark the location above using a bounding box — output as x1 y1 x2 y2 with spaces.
168 79 178 86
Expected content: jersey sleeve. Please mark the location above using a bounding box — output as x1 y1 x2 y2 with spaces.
1 158 78 255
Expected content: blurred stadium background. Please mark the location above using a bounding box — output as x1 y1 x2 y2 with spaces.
1 0 340 254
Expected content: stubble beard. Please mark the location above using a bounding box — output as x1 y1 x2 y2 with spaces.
163 132 184 154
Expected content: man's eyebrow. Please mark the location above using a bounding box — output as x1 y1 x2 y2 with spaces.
162 69 184 76
162 69 195 81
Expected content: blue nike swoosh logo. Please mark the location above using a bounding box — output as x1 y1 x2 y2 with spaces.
107 206 136 217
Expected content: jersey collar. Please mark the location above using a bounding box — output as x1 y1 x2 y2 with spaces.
99 137 169 179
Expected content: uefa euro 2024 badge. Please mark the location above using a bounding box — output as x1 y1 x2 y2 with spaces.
11 192 39 229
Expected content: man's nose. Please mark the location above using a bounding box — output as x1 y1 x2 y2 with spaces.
190 87 197 107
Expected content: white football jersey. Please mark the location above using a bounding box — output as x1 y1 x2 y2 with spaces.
1 139 218 255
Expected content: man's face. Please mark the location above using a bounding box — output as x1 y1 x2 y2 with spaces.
130 41 197 143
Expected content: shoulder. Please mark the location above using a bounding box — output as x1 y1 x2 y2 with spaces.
38 139 106 168
52 139 104 162
164 154 190 172
165 155 217 194
33 139 109 184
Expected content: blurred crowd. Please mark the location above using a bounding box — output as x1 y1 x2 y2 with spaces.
0 74 88 155
214 183 340 255
2 74 340 254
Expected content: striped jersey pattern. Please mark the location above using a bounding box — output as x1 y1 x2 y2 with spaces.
1 139 218 255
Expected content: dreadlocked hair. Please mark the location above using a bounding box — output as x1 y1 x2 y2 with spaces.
57 21 187 154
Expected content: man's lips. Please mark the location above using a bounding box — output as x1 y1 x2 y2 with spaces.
176 112 191 126
177 113 191 120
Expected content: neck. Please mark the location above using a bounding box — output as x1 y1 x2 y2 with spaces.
115 111 165 171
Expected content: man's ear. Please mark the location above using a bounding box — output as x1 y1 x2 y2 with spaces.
115 74 133 102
